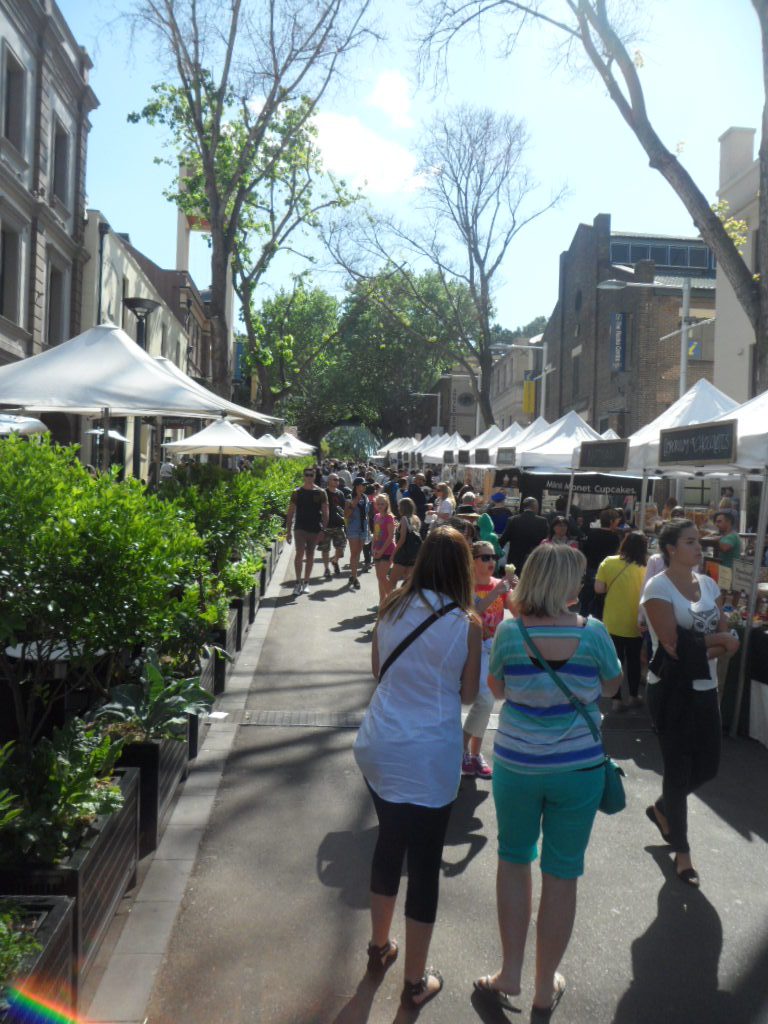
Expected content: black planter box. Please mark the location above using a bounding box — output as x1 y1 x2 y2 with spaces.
211 607 238 695
0 895 75 1021
117 735 189 857
259 547 273 594
229 597 245 652
248 583 260 625
0 768 139 999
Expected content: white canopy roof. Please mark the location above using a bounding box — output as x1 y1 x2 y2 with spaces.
275 432 315 456
421 431 466 461
463 424 502 453
375 437 416 457
0 413 48 435
164 419 284 457
154 356 281 425
412 433 448 455
518 411 602 470
627 378 738 472
0 324 277 423
601 428 620 440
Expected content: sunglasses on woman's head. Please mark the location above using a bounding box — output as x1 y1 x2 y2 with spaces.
474 553 495 562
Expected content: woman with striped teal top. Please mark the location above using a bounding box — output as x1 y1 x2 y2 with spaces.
473 544 622 1021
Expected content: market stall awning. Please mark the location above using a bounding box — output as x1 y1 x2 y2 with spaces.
627 378 738 473
275 432 315 456
154 356 282 425
163 418 284 457
518 411 602 470
0 323 276 423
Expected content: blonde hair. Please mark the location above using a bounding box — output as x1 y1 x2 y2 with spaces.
375 493 392 514
436 481 455 508
512 544 586 618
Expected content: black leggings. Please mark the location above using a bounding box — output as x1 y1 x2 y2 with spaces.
611 634 643 698
366 782 453 924
647 686 721 854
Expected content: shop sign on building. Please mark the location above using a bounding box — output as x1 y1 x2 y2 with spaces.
610 313 626 372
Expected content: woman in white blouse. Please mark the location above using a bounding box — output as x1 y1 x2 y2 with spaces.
641 519 739 886
434 481 456 522
354 526 481 1010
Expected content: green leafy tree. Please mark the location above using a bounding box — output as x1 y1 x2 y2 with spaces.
327 106 562 425
127 0 374 395
419 0 768 391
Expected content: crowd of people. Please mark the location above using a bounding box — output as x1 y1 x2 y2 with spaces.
289 460 741 1016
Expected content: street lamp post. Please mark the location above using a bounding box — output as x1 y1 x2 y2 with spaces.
596 277 695 399
123 297 160 479
410 391 442 433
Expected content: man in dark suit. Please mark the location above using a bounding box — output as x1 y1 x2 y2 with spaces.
499 496 549 571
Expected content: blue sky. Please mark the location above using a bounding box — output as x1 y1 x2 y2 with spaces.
59 0 762 330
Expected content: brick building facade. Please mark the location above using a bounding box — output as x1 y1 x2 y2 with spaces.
0 0 97 366
541 214 716 435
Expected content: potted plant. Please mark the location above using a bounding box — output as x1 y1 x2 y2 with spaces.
1 896 75 1021
90 652 213 855
0 720 139 995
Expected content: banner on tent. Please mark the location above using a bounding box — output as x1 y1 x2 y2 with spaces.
578 439 629 471
475 447 491 464
520 472 642 501
497 447 516 465
659 420 737 465
444 449 456 463
458 449 470 464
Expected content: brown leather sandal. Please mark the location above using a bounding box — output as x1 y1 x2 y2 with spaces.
401 967 443 1009
366 938 398 974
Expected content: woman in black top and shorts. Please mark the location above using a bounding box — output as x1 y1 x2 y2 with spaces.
390 497 422 589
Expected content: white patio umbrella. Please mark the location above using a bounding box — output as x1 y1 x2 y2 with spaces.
85 427 130 443
0 413 48 436
275 432 315 456
163 418 284 457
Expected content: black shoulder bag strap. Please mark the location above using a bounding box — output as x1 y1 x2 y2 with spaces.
516 618 601 744
377 601 459 684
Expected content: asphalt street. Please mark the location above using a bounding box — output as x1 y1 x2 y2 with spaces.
146 550 768 1024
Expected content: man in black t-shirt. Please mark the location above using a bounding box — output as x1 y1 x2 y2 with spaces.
317 472 348 579
286 468 329 596
579 508 620 615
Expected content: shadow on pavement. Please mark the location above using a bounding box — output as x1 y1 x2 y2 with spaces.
330 973 384 1024
470 986 523 1022
331 612 378 633
611 845 733 1024
442 778 489 878
317 826 378 910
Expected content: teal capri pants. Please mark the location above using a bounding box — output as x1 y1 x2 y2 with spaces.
492 761 603 879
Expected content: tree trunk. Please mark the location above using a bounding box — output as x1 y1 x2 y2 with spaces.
209 235 231 398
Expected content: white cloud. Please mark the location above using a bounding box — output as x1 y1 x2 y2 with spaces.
365 70 414 129
314 112 424 195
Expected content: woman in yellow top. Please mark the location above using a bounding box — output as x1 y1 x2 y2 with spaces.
594 531 648 712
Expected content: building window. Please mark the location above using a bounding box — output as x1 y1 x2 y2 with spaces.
688 247 708 269
669 246 688 267
574 288 582 312
51 119 70 206
630 244 650 262
611 242 630 263
571 353 580 400
3 47 25 155
0 225 21 323
46 262 67 346
650 245 668 265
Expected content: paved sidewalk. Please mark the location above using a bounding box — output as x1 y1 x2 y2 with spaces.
97 549 768 1023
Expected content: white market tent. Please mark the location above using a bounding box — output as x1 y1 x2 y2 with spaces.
275 432 315 456
0 324 278 423
412 433 448 456
492 417 549 464
374 437 416 458
518 411 602 471
461 424 502 459
627 378 738 474
0 413 48 435
601 428 620 440
421 431 466 461
164 418 284 457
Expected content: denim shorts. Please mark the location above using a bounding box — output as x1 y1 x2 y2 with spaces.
492 761 603 878
346 520 370 543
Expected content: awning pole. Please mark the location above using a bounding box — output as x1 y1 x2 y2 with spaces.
102 407 111 472
731 465 768 738
638 468 649 532
565 469 576 518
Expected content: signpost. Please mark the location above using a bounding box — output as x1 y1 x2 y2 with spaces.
658 420 737 465
578 439 629 471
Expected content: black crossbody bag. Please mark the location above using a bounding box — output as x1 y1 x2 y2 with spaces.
377 602 458 683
